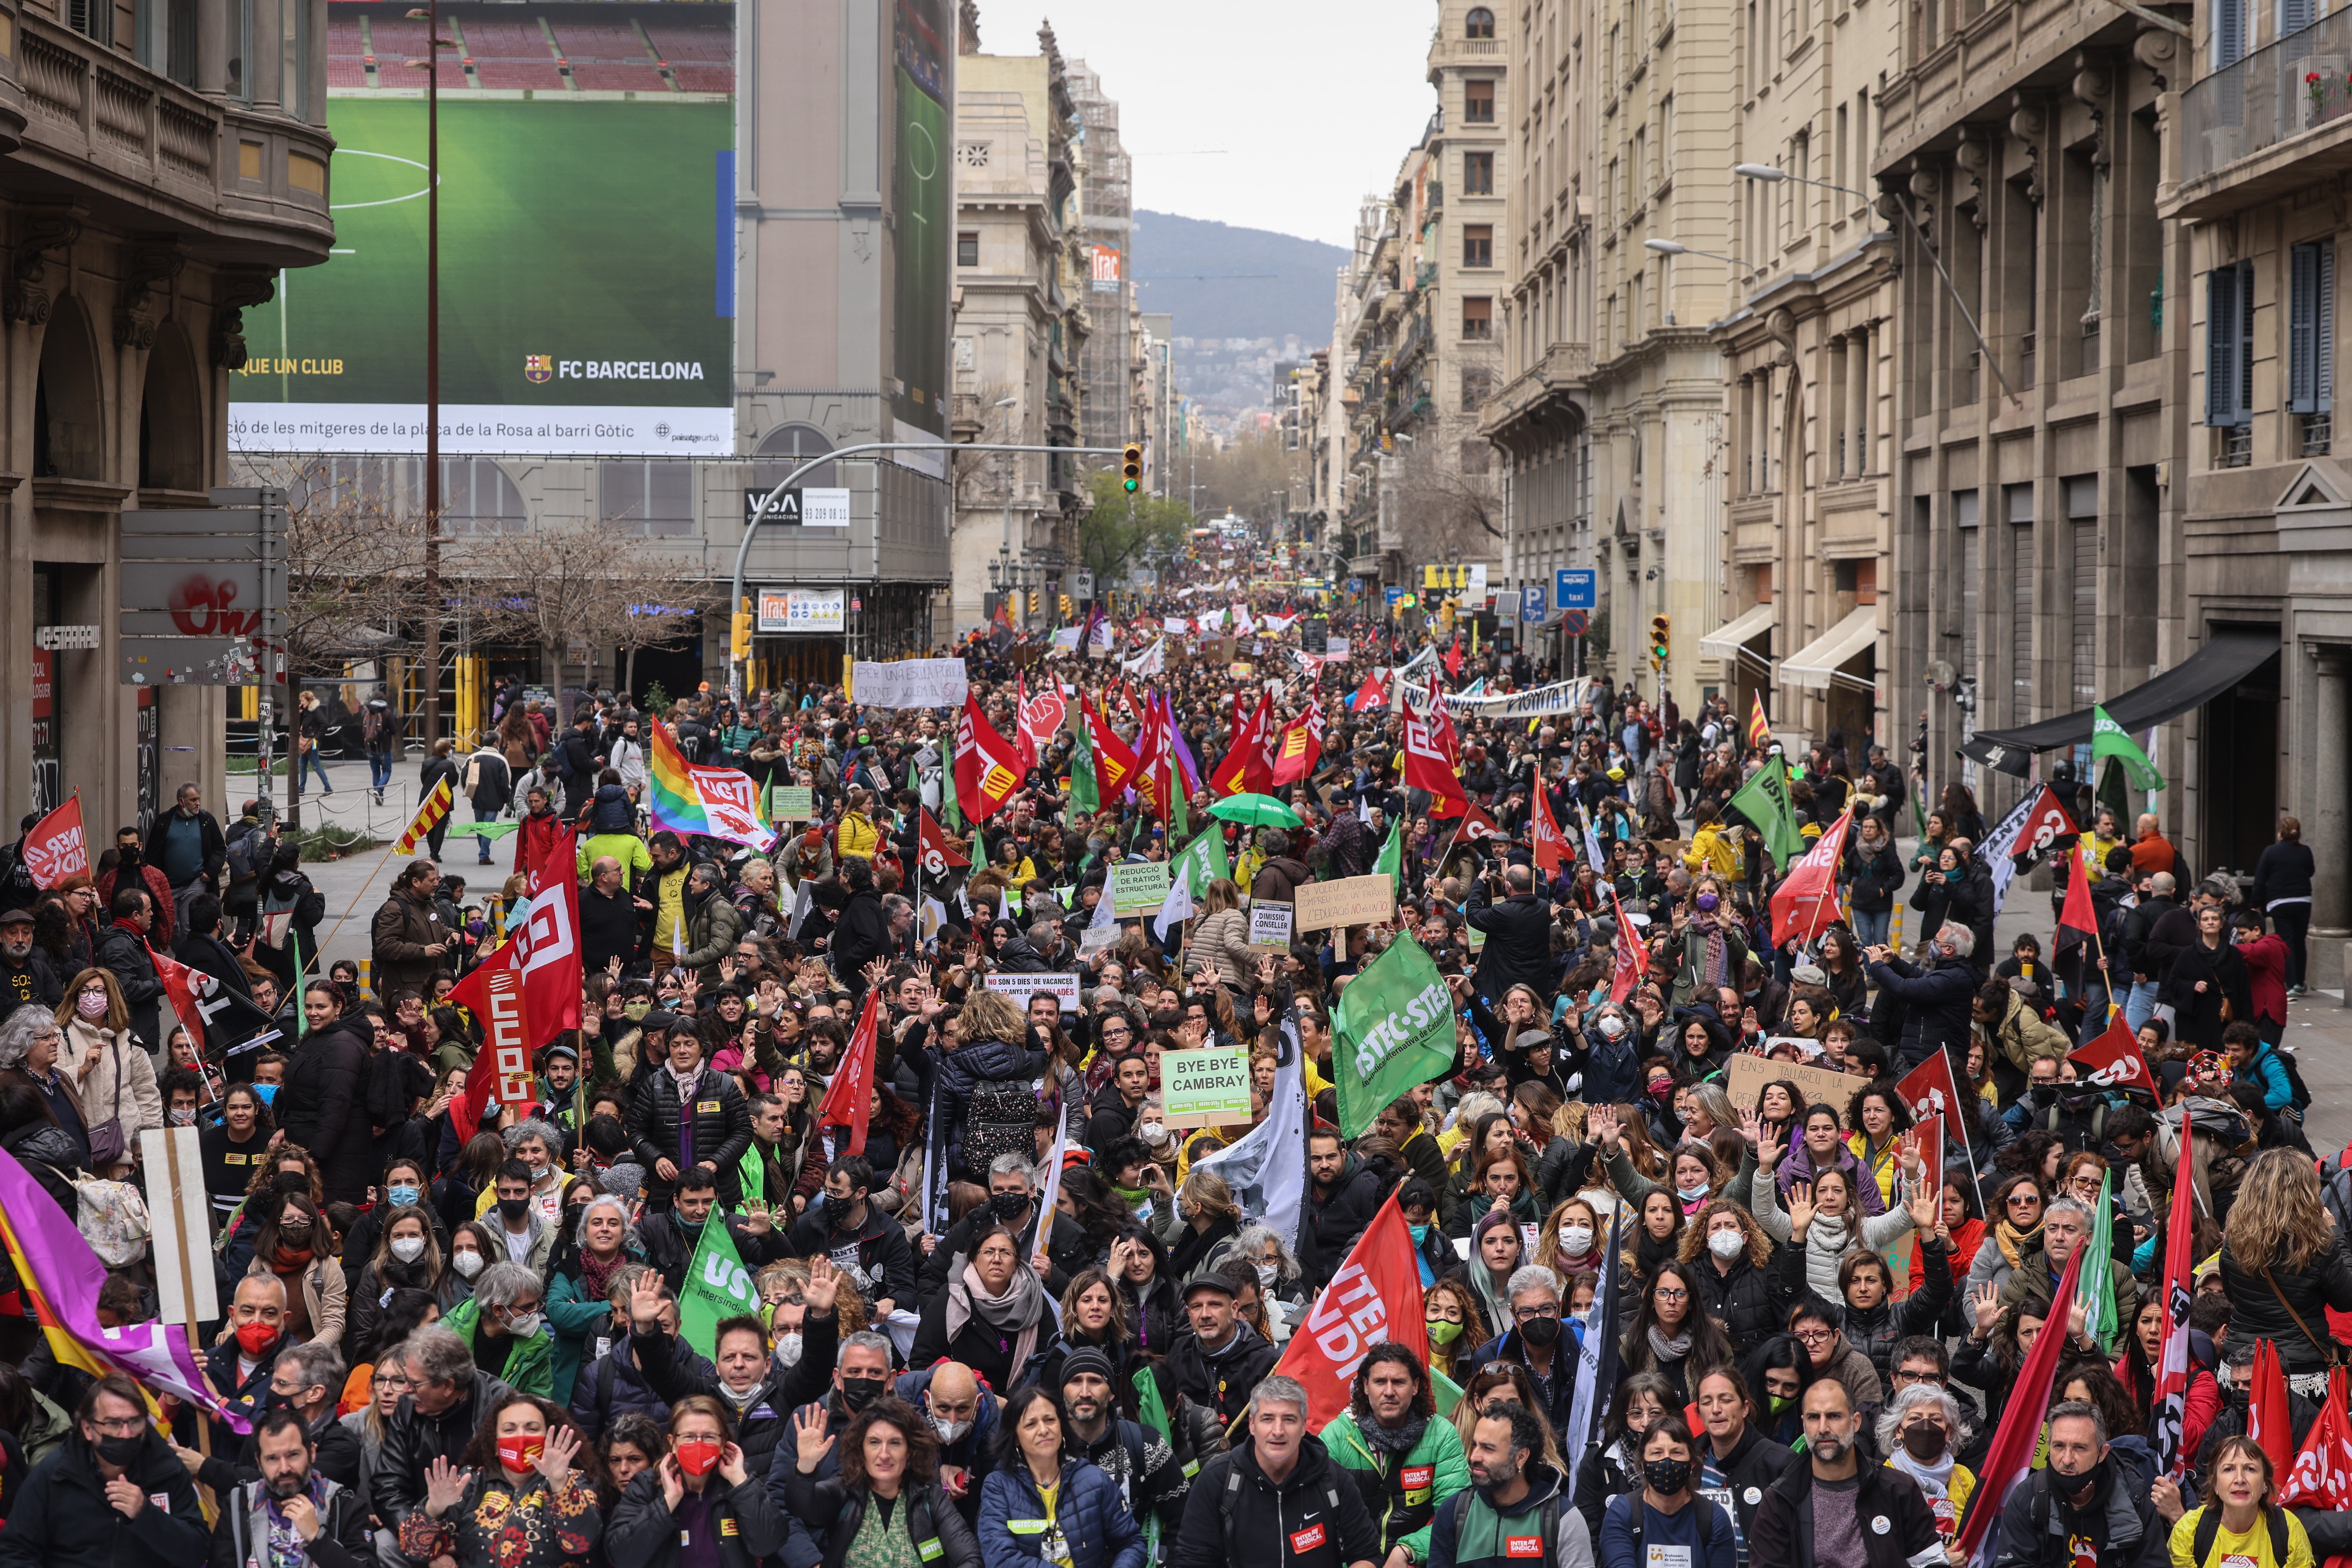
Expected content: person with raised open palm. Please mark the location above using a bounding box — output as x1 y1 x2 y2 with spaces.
781 1393 980 1567
396 1392 602 1568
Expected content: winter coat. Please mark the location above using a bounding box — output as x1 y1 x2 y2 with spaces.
441 1294 553 1398
567 1327 716 1440
678 889 745 984
1249 855 1315 907
1751 1450 1941 1568
1990 1457 2166 1568
0 1426 206 1568
371 1368 516 1526
2163 938 2252 1053
394 1465 602 1568
608 1467 789 1568
784 1471 981 1568
1171 1435 1383 1568
1462 1327 1579 1437
978 1457 1146 1568
1163 1323 1282 1429
1867 953 1977 1071
1844 835 1908 914
2217 1226 2352 1373
1839 1239 1954 1381
279 1016 375 1203
937 1029 1052 1181
246 1248 349 1351
92 923 165 1052
1687 1239 1797 1357
625 1063 754 1207
1324 1409 1473 1564
1980 985 2070 1078
1184 907 1256 989
368 887 446 1002
829 887 891 983
1997 1239 2142 1345
784 1201 919 1309
1303 1154 1390 1290
206 1471 371 1568
0 1123 79 1222
1464 885 1555 1005
463 748 513 813
60 1018 160 1152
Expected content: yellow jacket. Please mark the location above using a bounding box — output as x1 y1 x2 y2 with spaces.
1885 1459 1977 1544
836 811 881 861
1684 823 1743 878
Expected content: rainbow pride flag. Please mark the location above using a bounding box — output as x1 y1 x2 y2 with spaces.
648 720 777 851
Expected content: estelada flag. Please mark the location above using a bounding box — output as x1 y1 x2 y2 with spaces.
953 691 1022 824
21 794 86 889
1270 706 1325 786
1531 776 1571 876
1269 1190 1429 1430
815 991 882 1158
916 809 968 879
2070 1008 2157 1097
1768 805 1855 945
1606 882 1649 1003
1952 1243 2087 1568
1402 675 1464 818
1082 692 1140 799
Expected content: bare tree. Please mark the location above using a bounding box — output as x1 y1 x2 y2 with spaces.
479 522 709 709
1391 441 1504 567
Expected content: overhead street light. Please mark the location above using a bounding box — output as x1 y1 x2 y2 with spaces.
1734 161 1873 204
1644 237 1756 269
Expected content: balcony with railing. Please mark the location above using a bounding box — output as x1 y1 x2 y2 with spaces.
2175 10 2352 216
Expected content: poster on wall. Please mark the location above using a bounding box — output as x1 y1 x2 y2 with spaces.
228 4 737 456
891 0 950 441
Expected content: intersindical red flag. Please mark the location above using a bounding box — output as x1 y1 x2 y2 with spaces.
1402 677 1463 818
1454 801 1503 844
954 691 1022 824
2154 1104 2200 1478
916 809 969 879
21 795 87 889
1768 806 1855 946
1606 882 1649 1004
1269 1191 1429 1430
2070 1008 2156 1096
1012 672 1038 774
815 991 882 1158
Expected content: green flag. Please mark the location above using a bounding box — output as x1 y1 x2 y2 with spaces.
1332 932 1458 1139
678 1213 763 1358
1431 1365 1464 1419
2079 1170 2120 1353
1375 815 1403 892
1134 1365 1171 1443
2092 703 2165 792
1070 711 1100 814
460 820 522 840
1170 825 1230 899
943 766 963 833
1726 761 1807 867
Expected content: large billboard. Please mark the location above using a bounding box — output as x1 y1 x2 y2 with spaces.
890 0 949 441
231 2 735 457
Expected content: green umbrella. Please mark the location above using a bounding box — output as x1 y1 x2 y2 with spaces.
1208 793 1302 828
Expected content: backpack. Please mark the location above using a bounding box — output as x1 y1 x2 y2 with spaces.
1604 1491 1716 1562
547 738 576 782
361 704 387 744
71 1170 151 1267
2187 1503 2289 1568
2270 1044 2315 1114
1218 1457 1351 1561
225 829 262 893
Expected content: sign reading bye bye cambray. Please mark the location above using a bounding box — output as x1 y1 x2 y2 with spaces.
1159 1048 1252 1129
1331 932 1457 1139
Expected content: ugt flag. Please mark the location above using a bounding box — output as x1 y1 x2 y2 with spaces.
1269 1191 1428 1431
1332 933 1456 1140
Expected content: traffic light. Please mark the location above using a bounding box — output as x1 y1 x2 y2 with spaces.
1649 614 1671 671
1121 443 1143 493
1028 590 1042 615
730 607 753 660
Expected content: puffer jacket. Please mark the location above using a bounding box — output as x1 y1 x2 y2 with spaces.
567 1328 716 1441
1836 1236 1953 1382
1183 906 1256 989
2217 1226 2352 1374
279 1015 374 1203
937 1028 1051 1181
977 1456 1145 1568
608 1467 787 1568
1979 984 2069 1078
1865 952 1977 1071
1684 1235 1797 1357
624 1064 754 1206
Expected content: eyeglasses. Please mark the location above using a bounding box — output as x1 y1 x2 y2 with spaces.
87 1415 146 1435
2007 1194 2042 1208
1891 1367 1946 1386
1513 1304 1561 1321
1793 1327 1836 1344
1651 1287 1688 1303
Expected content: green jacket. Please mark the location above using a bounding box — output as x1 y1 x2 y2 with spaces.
546 1265 630 1407
442 1295 555 1400
1322 1408 1472 1565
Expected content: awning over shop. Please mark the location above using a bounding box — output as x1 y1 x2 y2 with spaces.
1958 628 2280 777
1780 607 1879 691
1698 601 1776 662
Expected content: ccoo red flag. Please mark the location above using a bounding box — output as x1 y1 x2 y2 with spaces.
1768 806 1856 946
815 991 883 1158
1402 677 1464 818
2279 1366 2352 1523
21 795 87 889
448 823 581 1140
953 691 1023 824
2070 1008 2156 1097
2250 1337 2294 1478
1269 1191 1429 1430
2154 1103 2201 1478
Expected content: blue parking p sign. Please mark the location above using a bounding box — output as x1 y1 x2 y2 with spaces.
1556 569 1596 611
1521 584 1547 621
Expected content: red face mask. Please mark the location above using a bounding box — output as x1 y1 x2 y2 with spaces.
235 1320 280 1358
496 1435 546 1473
674 1439 723 1478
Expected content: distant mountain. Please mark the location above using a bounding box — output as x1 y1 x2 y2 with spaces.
1132 210 1347 347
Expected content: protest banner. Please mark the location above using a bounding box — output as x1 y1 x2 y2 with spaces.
1249 903 1294 948
1724 1054 1868 1124
1160 1048 1252 1129
1293 873 1397 933
983 972 1083 1010
1107 861 1174 916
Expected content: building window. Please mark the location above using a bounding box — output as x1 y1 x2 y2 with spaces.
1466 5 1496 37
1462 367 1494 408
1465 80 1496 122
956 232 979 267
2205 259 2255 428
2290 241 2334 455
1463 297 1493 338
1463 225 1494 268
1464 151 1495 194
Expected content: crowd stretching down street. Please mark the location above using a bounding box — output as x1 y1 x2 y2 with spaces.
0 528 2334 1568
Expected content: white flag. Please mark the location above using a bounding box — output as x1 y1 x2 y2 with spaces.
1030 1116 1071 1266
1153 875 1195 941
787 877 815 939
1195 1018 1307 1254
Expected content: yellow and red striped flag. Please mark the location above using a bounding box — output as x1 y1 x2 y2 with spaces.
395 777 453 855
1747 691 1773 750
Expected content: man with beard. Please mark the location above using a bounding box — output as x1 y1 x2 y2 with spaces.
0 906 59 1024
1425 1400 1588 1568
1164 1268 1281 1429
1991 1402 2165 1568
1059 1345 1192 1544
1751 1377 1940 1568
203 1405 373 1568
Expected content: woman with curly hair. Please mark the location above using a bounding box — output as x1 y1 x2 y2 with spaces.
1423 1276 1490 1387
782 1395 981 1566
2219 1147 2352 1388
399 1389 604 1568
1679 1198 1790 1355
1844 1084 1917 1206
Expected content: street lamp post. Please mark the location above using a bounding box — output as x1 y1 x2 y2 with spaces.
406 6 450 741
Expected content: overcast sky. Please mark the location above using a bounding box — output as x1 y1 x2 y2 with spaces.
981 0 1440 248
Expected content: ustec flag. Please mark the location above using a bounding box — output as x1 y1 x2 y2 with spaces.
1269 1190 1428 1431
677 1212 762 1360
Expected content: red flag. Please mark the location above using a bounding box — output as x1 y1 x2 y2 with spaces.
1270 706 1325 785
1896 1049 1977 1181
2279 1367 2352 1517
2154 1103 2201 1478
21 796 87 889
953 691 1022 824
2070 1008 2156 1097
1012 673 1038 774
148 945 204 1049
815 991 882 1157
1402 677 1464 818
1211 694 1273 797
1351 671 1388 711
2250 1337 2294 1477
1082 692 1140 799
448 945 526 1144
2057 831 2100 939
1443 636 1463 680
1268 1191 1428 1429
1530 777 1571 877
1606 882 1649 1003
1019 680 1067 763
1455 801 1504 844
449 823 582 1140
1132 692 1173 814
1768 806 1856 946
916 809 969 879
1993 783 2079 868
1952 1244 2087 1568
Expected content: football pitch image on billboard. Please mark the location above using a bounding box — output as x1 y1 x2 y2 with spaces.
230 95 735 456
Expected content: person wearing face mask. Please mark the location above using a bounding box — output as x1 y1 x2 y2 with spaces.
52 968 160 1176
881 1360 996 1527
342 1157 451 1274
758 1326 897 1520
1750 1378 1941 1568
1872 1384 1975 1547
605 1393 786 1568
3 1375 207 1565
1663 880 1748 1010
175 1274 297 1458
922 1153 1093 1300
1681 1201 1797 1359
626 1261 841 1487
1597 1414 1736 1568
570 1264 716 1441
348 1204 461 1364
242 1190 346 1351
177 1339 363 1497
1989 1401 2165 1568
438 1260 555 1398
204 1403 376 1568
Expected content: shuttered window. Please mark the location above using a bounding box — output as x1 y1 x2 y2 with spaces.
1956 491 1979 690
2291 241 2335 414
2283 0 2316 38
2207 261 2255 426
2218 0 2247 66
2008 485 2034 719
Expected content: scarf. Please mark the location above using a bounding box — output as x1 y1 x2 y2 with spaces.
1697 920 1731 988
264 1473 329 1568
1360 1413 1429 1457
1994 1217 2043 1272
945 1256 1047 1375
270 1242 314 1275
1646 1324 1694 1364
577 1245 628 1309
1890 1444 1956 1497
1806 1209 1854 1256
